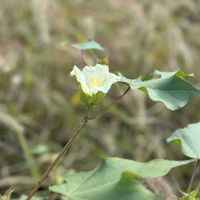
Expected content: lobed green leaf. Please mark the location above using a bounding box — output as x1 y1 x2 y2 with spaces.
167 122 200 158
50 157 193 200
119 70 199 110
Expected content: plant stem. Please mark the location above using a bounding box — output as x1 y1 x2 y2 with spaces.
88 85 130 120
187 159 199 193
26 86 130 199
26 113 89 200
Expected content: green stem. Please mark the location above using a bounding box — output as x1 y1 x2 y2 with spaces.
187 159 199 193
26 112 90 200
88 85 130 120
26 86 130 199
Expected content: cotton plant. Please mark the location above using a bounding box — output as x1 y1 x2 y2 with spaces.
70 64 120 106
24 40 200 200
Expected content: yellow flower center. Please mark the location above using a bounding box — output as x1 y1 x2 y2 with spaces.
88 76 105 88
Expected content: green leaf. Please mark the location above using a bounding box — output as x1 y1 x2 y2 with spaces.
50 175 159 200
119 70 199 110
167 122 200 158
49 157 192 200
179 188 199 200
72 39 104 51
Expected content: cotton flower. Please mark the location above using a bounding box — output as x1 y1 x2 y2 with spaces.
70 64 119 97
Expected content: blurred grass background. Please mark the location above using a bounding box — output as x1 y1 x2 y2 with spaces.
0 0 200 197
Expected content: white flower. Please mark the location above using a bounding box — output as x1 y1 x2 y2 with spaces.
70 64 119 96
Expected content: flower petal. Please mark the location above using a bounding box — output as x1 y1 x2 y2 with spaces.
97 72 120 93
70 66 91 95
83 64 109 88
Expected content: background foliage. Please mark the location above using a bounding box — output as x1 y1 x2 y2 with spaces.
0 0 200 198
